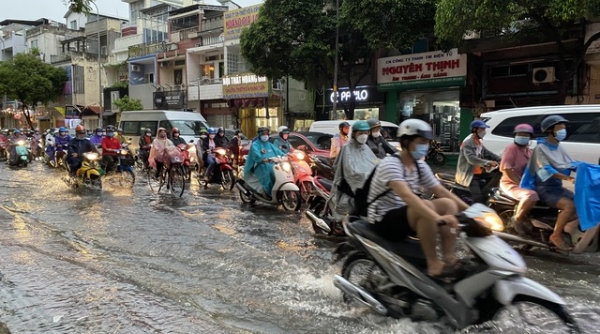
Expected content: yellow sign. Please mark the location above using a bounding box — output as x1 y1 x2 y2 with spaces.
223 4 262 41
222 73 269 99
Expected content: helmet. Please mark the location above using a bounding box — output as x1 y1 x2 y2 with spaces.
470 120 490 130
257 126 269 134
59 127 67 133
14 129 20 134
234 129 241 136
398 119 433 140
339 121 350 130
541 115 569 133
171 127 180 134
75 125 86 134
352 120 370 132
218 127 225 133
95 127 103 133
367 118 381 129
514 123 534 135
106 125 115 132
49 127 55 133
277 126 290 135
208 128 218 134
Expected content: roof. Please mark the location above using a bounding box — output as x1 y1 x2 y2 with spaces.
0 18 49 27
63 9 128 22
481 104 600 118
168 4 228 16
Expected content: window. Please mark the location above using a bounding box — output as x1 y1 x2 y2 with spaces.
304 134 333 150
491 115 541 138
174 69 183 85
140 121 158 135
288 135 310 151
160 120 208 136
563 114 600 143
70 20 78 30
31 40 38 49
122 121 140 135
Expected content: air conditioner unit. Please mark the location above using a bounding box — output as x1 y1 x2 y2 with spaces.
131 64 141 72
532 67 555 84
272 80 282 91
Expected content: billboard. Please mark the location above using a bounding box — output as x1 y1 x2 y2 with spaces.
223 4 262 41
222 73 269 99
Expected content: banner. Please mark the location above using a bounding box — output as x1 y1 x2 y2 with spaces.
222 73 269 99
377 49 467 90
223 4 262 41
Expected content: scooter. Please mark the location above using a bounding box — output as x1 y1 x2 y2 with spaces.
69 152 103 190
236 156 302 211
9 139 29 167
488 187 600 253
305 176 346 237
289 151 314 202
332 204 579 331
103 143 136 188
426 140 446 166
434 165 500 204
198 147 236 190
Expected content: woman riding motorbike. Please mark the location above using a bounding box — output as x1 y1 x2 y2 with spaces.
90 127 104 147
101 125 121 173
243 126 285 199
170 127 186 146
202 128 225 180
138 128 153 168
366 118 396 159
272 126 294 154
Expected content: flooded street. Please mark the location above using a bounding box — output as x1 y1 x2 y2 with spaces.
1 162 600 333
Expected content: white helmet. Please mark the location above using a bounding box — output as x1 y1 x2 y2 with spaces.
398 119 433 140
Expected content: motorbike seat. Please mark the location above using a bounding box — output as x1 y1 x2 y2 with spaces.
315 176 332 192
345 217 427 269
493 187 551 209
435 173 471 192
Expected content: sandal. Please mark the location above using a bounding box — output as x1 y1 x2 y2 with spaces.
549 235 573 251
427 265 457 284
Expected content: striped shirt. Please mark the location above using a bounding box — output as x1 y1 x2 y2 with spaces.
367 154 439 223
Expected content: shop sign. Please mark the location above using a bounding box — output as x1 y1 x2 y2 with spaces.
154 90 185 110
317 86 384 107
377 49 467 90
223 4 262 41
222 73 269 99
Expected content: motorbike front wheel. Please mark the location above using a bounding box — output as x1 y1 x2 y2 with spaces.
119 169 136 188
299 181 313 203
432 152 446 166
221 170 235 190
239 189 255 204
279 190 301 211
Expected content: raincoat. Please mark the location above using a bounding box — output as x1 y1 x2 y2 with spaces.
330 139 378 220
243 139 285 195
521 137 577 190
90 134 103 147
55 134 72 152
272 137 293 154
148 138 176 168
574 162 600 231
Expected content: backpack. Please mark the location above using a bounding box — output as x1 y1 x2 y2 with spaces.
351 155 421 217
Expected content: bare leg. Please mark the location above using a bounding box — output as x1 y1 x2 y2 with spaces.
550 197 575 250
514 197 537 223
430 198 460 265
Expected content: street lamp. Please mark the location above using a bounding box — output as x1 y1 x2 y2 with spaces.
331 0 340 120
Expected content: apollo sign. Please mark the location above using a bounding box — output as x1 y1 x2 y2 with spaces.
330 89 369 103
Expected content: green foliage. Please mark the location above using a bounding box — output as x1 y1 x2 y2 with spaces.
114 95 143 112
64 0 93 15
0 53 67 129
111 81 128 89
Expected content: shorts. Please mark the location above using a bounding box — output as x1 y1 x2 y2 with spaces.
373 206 416 242
500 181 540 202
536 186 574 208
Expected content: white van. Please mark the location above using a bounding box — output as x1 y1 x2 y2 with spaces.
118 110 210 149
309 120 401 148
481 105 600 164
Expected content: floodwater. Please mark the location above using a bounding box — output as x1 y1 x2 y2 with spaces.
0 162 599 333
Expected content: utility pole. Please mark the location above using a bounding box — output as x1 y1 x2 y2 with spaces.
91 2 103 128
330 0 340 120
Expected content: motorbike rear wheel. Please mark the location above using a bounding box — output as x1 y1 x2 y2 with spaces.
341 252 390 309
221 170 235 190
279 190 301 211
432 152 446 166
299 181 313 203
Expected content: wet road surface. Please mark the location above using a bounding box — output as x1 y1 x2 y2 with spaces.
1 162 600 333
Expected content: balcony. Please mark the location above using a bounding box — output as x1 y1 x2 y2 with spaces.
170 26 199 43
50 53 71 63
187 79 223 101
114 34 143 52
85 18 122 36
128 41 177 58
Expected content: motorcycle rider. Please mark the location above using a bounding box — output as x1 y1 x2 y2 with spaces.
499 124 539 235
138 128 153 169
522 115 578 251
101 125 121 173
227 129 242 167
455 120 501 203
7 129 25 165
116 128 127 144
330 121 350 162
331 120 378 220
368 119 469 278
149 127 176 178
244 126 285 198
272 126 294 154
170 127 186 146
215 127 229 147
202 128 222 180
67 125 97 177
366 118 396 159
90 127 104 147
54 127 71 160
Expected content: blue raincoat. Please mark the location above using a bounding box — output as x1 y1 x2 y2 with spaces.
244 139 285 195
574 162 600 231
272 137 293 154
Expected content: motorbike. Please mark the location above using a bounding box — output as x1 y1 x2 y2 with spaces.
29 136 43 160
310 154 335 180
426 140 446 166
488 187 600 254
305 176 347 237
198 147 236 190
177 141 198 181
103 144 136 188
72 152 103 190
434 165 500 205
45 138 68 169
332 204 579 331
289 151 314 202
236 156 302 211
0 138 7 161
8 139 30 167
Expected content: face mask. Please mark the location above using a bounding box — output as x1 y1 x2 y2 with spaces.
107 132 114 137
356 134 368 144
371 130 381 138
145 133 151 137
159 133 166 138
174 133 179 138
554 129 567 141
96 132 103 136
477 130 486 139
514 136 530 146
410 144 429 160
60 132 67 137
260 135 269 142
209 134 215 139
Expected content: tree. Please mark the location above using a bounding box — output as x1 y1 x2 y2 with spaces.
0 53 67 129
63 0 94 14
435 0 600 103
114 95 143 112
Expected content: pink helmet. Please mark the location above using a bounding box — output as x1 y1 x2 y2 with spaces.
514 123 534 135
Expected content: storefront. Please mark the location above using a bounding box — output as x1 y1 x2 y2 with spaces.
315 85 385 120
378 49 468 152
222 73 281 137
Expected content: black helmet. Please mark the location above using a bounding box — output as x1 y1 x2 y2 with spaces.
257 126 269 134
367 118 381 129
95 127 103 133
218 127 225 133
234 129 241 135
106 125 115 132
339 121 350 130
541 115 569 133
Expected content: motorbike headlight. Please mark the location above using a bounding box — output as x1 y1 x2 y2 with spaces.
474 212 504 232
215 148 226 156
85 152 99 160
188 146 196 153
17 140 25 146
121 149 128 155
282 162 291 172
295 152 305 161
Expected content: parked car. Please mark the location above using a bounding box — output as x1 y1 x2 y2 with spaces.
309 120 400 149
480 105 600 164
241 131 332 159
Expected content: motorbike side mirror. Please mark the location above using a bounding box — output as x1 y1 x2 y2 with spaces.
297 144 308 151
189 140 194 143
